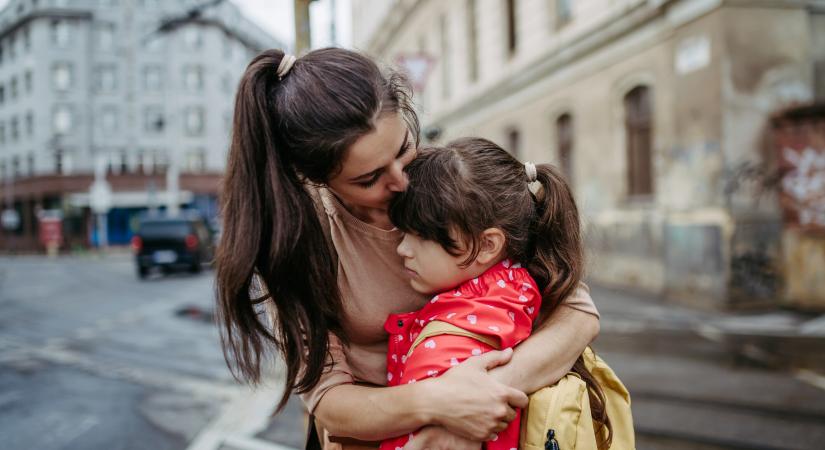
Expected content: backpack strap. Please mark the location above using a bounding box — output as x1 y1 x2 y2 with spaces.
408 320 500 358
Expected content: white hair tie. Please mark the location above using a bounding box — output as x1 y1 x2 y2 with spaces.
277 54 297 79
524 162 541 195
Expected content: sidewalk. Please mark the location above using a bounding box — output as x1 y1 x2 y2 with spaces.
592 283 825 385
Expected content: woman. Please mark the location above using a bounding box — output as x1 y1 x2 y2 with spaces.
216 48 600 449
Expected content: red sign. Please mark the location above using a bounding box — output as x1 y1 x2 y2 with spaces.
775 114 825 233
38 217 63 248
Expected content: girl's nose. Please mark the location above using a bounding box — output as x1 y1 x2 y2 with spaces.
396 234 413 258
386 161 409 192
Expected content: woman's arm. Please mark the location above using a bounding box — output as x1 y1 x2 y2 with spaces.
489 305 600 393
314 349 527 441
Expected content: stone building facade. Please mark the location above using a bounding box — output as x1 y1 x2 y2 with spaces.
352 0 825 309
0 0 281 250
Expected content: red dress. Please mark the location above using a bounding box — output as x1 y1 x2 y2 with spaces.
380 259 542 450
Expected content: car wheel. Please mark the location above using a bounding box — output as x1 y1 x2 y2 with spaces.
190 257 202 274
138 265 149 279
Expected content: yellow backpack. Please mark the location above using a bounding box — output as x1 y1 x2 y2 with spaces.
410 321 636 450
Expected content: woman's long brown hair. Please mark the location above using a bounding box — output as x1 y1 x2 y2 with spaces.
216 48 418 411
389 138 612 448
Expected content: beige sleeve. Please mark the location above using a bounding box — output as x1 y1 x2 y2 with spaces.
559 281 600 319
299 333 355 414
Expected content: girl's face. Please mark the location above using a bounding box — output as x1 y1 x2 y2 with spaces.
327 113 416 210
396 232 479 295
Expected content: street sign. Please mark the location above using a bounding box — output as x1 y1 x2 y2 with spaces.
1 209 20 231
395 53 435 93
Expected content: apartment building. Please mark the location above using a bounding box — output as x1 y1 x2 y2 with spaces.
352 0 825 308
0 0 282 249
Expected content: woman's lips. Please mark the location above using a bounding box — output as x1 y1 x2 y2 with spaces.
404 267 418 278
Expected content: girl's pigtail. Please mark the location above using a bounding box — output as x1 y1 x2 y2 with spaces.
528 165 612 449
215 50 343 412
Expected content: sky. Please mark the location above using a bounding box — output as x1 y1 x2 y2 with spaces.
0 0 352 49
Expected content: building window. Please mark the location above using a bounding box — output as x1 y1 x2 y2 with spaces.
0 122 5 143
25 112 33 137
94 65 117 92
101 106 118 134
27 153 34 176
51 20 71 48
0 84 4 104
12 156 20 178
24 70 32 93
184 106 205 135
23 25 31 52
10 116 19 141
54 151 64 174
556 113 573 184
467 0 479 83
439 14 450 100
143 65 163 91
507 127 521 158
143 106 164 134
9 33 16 60
624 85 654 197
505 0 517 56
10 76 18 99
183 65 204 92
186 148 206 172
53 63 73 91
96 23 115 51
53 105 73 134
153 150 168 173
0 161 5 180
182 26 203 50
555 0 572 28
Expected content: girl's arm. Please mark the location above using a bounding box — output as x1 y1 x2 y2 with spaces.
490 304 600 393
314 348 527 442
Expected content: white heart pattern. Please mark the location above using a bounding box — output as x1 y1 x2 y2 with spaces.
472 348 482 356
527 306 535 315
473 277 479 284
401 355 407 363
430 295 439 303
427 370 439 377
450 357 459 366
502 259 510 268
497 280 506 288
522 282 531 291
508 311 515 321
391 354 398 362
424 339 436 349
508 270 514 280
387 372 393 381
518 295 529 303
488 325 500 332
446 313 457 319
467 315 477 325
453 290 462 296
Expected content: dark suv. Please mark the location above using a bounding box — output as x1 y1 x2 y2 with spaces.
132 213 215 279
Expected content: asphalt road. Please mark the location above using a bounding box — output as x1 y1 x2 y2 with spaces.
0 254 301 450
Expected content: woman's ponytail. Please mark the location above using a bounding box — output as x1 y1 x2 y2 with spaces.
216 50 344 412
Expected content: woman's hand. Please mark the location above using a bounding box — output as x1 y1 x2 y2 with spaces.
403 426 482 450
422 348 528 441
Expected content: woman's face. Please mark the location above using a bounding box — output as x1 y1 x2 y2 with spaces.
327 113 416 210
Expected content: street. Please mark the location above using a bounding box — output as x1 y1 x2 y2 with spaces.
1 255 824 450
0 254 302 450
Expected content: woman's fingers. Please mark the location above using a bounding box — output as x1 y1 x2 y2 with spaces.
463 347 514 371
504 385 529 409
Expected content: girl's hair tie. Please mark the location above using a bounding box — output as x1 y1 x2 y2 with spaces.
524 162 542 195
277 54 297 79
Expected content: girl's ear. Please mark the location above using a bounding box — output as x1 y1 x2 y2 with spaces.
475 227 506 265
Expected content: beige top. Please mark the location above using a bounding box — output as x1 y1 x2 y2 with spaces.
300 186 599 413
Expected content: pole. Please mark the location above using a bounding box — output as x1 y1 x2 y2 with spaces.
294 0 314 53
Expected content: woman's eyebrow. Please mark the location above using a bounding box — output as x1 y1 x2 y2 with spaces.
349 134 410 182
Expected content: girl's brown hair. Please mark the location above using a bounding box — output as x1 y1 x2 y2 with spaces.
389 137 612 448
216 48 418 411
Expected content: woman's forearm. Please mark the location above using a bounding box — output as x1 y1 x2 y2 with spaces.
314 382 434 441
489 306 600 393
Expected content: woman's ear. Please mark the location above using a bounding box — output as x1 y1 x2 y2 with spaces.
475 228 506 265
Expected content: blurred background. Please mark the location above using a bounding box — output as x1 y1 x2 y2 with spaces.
0 0 823 449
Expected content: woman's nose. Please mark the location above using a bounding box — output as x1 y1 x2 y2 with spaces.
386 162 409 192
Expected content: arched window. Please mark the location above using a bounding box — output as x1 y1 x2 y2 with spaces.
556 113 573 184
624 86 653 197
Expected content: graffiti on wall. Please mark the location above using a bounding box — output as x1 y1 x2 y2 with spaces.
780 146 825 230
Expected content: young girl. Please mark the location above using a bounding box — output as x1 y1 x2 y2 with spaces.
381 137 608 450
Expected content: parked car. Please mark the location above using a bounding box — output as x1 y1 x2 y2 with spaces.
131 213 215 279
